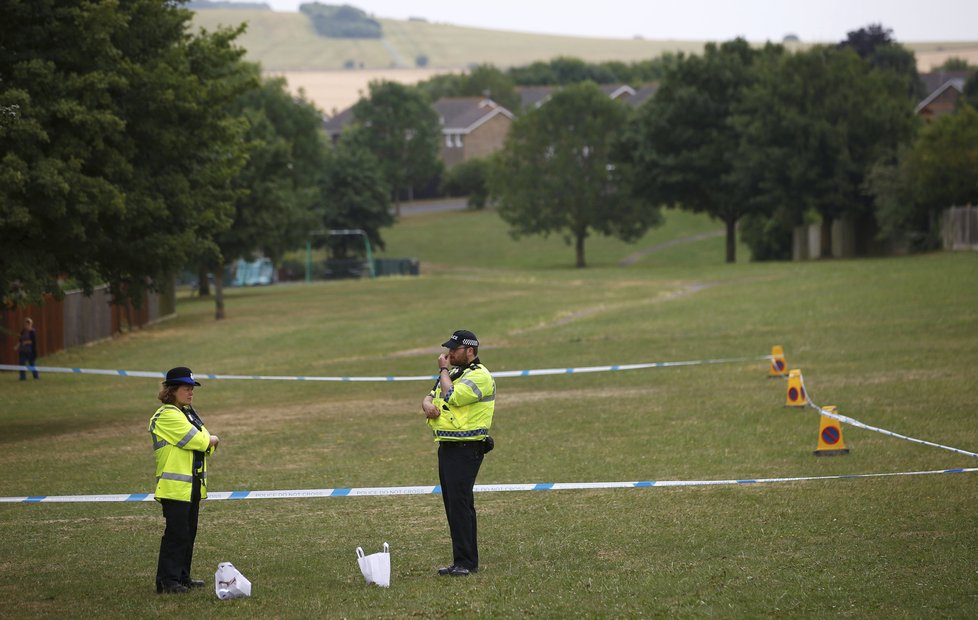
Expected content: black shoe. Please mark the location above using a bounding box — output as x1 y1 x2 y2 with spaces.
182 579 205 588
447 565 470 576
158 583 189 594
437 565 454 576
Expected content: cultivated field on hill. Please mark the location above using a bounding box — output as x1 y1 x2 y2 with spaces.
2 208 977 617
192 9 978 115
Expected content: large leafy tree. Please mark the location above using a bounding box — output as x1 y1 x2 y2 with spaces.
868 104 978 249
736 45 917 257
350 80 441 215
624 39 777 263
0 1 249 306
839 23 923 98
318 135 392 258
208 70 329 319
490 82 661 268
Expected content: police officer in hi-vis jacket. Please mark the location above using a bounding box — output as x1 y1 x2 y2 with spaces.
421 330 496 577
149 367 219 593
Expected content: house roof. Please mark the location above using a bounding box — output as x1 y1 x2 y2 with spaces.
517 86 554 110
599 84 636 99
323 106 355 138
434 97 514 134
626 83 659 107
915 78 966 114
920 70 972 95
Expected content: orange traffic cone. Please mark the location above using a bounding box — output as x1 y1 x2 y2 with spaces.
769 345 788 378
814 406 849 456
784 369 807 407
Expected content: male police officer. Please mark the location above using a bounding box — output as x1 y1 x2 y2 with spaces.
421 330 496 576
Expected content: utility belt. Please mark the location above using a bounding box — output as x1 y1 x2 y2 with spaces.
438 435 495 454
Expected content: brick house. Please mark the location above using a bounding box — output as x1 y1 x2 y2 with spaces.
916 71 970 122
434 97 514 168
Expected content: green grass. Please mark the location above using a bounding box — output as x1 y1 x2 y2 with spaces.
3 208 978 617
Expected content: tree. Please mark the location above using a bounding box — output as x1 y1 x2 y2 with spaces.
209 70 329 319
840 24 923 98
868 105 978 249
350 80 441 215
964 72 978 109
0 1 249 307
937 57 975 72
736 45 917 257
319 135 392 258
624 39 777 263
459 65 519 111
490 82 661 268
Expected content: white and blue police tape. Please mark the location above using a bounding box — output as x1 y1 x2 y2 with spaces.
796 374 978 459
2 467 975 503
0 354 768 382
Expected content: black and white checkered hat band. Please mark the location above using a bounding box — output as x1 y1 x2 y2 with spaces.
451 335 479 347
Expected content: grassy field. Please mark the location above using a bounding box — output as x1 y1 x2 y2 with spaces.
2 208 978 617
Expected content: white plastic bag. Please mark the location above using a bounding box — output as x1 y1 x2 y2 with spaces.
356 543 391 588
215 561 252 599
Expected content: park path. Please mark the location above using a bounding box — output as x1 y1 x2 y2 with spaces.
618 229 725 266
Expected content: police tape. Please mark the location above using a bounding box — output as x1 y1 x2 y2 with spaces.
0 354 768 382
2 467 975 503
795 374 978 459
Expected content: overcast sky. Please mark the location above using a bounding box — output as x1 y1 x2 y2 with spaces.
256 0 977 43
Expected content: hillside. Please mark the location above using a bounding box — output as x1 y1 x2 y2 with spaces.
190 8 978 115
190 9 713 71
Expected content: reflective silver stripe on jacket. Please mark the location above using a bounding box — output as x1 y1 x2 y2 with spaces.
153 438 169 450
157 471 207 483
459 378 495 402
158 472 194 483
175 427 199 448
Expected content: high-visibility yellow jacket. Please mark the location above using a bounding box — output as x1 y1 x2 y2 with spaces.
427 362 495 442
149 404 214 501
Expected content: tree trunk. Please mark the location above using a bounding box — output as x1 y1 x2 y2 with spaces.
214 266 225 320
725 216 737 263
820 216 834 258
575 232 587 268
197 265 210 297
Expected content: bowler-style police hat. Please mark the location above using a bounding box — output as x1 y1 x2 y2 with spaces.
163 366 201 386
442 330 479 349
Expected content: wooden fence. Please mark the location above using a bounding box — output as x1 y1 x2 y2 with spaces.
943 205 978 250
1 282 175 366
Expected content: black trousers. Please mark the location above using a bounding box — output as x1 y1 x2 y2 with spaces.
438 441 484 570
156 478 201 589
18 352 37 380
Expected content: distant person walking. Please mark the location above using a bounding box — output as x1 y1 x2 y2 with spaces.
149 367 219 594
14 317 38 380
421 330 496 576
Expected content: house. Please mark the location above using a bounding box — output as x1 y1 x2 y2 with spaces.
322 106 355 144
516 83 655 110
916 71 971 121
434 97 514 167
323 97 515 167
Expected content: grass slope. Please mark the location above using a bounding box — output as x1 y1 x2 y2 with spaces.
2 209 977 617
191 9 978 73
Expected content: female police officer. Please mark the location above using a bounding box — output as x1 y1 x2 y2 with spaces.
149 367 219 593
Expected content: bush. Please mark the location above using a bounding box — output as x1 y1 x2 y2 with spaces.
300 3 382 39
440 158 490 209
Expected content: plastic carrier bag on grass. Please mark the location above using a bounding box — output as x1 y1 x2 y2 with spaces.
215 561 252 599
356 543 391 587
